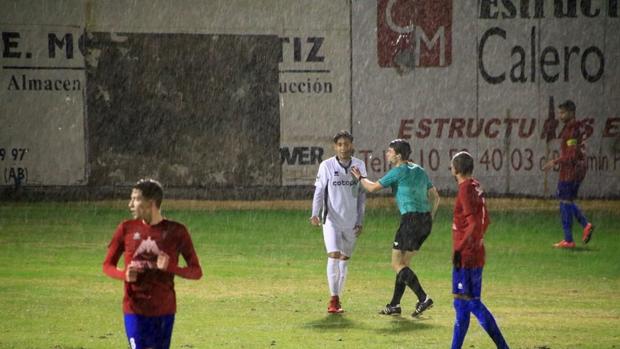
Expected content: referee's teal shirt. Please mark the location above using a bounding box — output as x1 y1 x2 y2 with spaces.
378 163 433 214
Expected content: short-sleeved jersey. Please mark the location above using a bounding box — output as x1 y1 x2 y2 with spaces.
313 156 366 229
557 119 587 182
378 163 433 214
103 219 202 316
452 178 488 268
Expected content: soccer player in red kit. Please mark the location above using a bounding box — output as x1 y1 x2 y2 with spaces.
543 100 594 248
450 152 509 349
103 179 202 349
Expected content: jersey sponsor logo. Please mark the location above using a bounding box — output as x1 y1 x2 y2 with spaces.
130 236 161 270
332 179 358 186
133 236 160 257
377 0 452 68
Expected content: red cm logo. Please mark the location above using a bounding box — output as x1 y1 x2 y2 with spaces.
377 0 452 68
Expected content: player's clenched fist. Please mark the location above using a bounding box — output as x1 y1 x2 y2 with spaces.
157 252 170 271
354 224 363 237
310 216 321 226
126 265 139 283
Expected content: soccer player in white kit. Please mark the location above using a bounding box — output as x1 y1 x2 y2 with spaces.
310 130 367 313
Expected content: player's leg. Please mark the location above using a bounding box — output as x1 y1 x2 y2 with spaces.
451 267 472 349
125 313 157 349
571 201 588 227
470 300 509 349
560 200 574 241
566 181 594 243
323 223 342 297
333 257 348 312
380 220 407 314
451 297 471 349
323 223 342 312
156 315 175 349
337 258 348 294
125 314 172 349
555 182 575 247
568 181 587 226
124 313 142 349
398 255 434 318
387 248 432 317
570 202 594 243
406 213 433 316
338 228 357 304
389 249 416 305
468 268 510 349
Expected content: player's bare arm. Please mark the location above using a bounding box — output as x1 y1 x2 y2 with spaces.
351 166 383 193
427 187 440 220
542 158 556 171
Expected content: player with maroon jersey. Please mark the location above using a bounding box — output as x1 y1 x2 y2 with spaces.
543 100 594 248
103 179 202 349
450 152 509 349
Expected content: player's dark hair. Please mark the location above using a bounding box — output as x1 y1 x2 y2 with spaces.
333 130 354 143
388 139 411 160
451 151 474 176
559 99 576 112
133 179 164 208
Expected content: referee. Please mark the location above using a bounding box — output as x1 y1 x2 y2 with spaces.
352 139 439 317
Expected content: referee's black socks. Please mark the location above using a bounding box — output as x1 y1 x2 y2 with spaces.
398 267 427 302
389 273 407 306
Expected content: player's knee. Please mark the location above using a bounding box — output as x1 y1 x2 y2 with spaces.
391 262 405 272
340 255 350 260
328 251 341 259
454 294 473 301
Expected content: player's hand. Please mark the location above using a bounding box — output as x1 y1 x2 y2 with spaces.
310 216 321 226
354 225 363 237
542 159 555 171
157 252 170 271
126 265 139 282
452 251 462 269
351 166 361 180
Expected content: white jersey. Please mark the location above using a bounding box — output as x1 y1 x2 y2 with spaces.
312 156 367 229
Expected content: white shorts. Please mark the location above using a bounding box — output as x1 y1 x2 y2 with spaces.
323 221 358 257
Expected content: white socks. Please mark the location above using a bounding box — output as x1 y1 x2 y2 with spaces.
338 259 349 295
327 258 350 296
327 258 340 296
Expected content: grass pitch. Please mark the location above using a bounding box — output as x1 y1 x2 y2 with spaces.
0 199 619 349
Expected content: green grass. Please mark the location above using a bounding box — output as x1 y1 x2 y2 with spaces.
0 201 619 349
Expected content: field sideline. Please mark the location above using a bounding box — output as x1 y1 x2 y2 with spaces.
0 198 619 349
81 197 620 211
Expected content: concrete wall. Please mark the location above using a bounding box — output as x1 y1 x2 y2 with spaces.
353 0 620 197
1 0 619 197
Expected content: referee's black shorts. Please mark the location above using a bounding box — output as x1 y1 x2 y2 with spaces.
392 212 432 251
